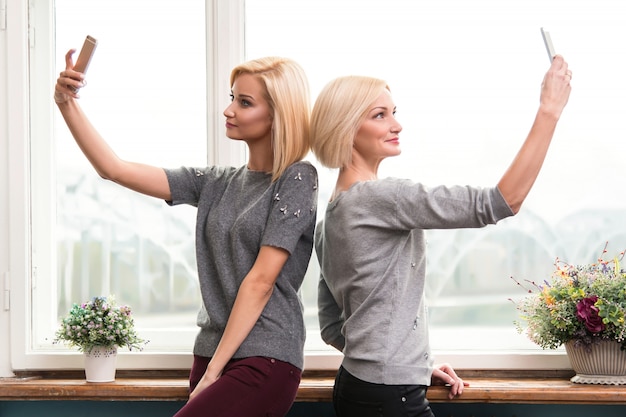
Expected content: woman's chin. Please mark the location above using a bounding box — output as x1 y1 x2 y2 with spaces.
225 134 244 142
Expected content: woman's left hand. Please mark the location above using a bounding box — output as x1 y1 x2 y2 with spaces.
431 363 469 400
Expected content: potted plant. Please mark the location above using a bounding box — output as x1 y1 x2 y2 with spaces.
512 243 626 384
55 295 147 382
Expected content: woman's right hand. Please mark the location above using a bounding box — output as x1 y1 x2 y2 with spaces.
188 369 221 402
54 49 86 104
538 54 572 120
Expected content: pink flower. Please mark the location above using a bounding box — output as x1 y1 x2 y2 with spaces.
576 295 605 333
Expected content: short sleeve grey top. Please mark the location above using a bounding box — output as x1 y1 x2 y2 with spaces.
165 161 318 370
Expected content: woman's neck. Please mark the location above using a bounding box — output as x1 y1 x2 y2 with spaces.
332 164 378 201
245 137 273 173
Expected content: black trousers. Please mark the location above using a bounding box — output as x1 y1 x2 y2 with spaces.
333 366 435 417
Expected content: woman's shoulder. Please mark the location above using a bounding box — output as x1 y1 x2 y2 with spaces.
340 178 433 208
329 178 406 207
168 165 248 194
166 164 240 178
354 177 413 193
284 160 318 175
278 160 318 185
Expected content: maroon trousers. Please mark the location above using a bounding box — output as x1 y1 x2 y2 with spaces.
173 355 301 417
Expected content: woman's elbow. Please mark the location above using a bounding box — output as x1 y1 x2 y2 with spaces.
499 188 523 215
244 276 275 299
508 202 522 215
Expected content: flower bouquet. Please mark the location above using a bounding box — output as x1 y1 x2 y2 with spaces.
55 295 147 353
513 244 626 351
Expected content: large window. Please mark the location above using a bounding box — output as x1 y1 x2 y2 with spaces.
244 0 626 362
8 0 626 372
32 0 208 354
21 0 222 370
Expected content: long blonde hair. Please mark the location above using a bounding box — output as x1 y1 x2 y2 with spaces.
230 57 311 181
311 76 389 169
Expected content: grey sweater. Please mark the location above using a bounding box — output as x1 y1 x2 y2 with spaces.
165 161 318 370
316 178 513 385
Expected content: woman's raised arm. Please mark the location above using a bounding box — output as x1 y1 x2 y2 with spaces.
497 55 572 214
54 49 171 201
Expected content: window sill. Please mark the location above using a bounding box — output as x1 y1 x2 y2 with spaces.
2 370 626 404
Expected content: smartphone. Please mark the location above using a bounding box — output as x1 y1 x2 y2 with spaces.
74 35 98 74
540 27 556 63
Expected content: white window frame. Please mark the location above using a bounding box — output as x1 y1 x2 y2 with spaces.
4 0 250 373
1 0 571 376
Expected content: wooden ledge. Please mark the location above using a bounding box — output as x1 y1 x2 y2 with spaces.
425 377 626 404
2 370 626 404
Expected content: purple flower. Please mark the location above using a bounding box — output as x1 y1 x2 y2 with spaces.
576 295 605 333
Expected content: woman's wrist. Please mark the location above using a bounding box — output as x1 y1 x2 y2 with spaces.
537 102 562 121
54 92 68 104
204 361 223 381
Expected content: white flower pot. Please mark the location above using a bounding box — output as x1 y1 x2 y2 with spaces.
565 340 626 385
83 346 118 382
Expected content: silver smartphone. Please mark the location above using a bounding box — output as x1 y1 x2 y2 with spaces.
540 28 555 63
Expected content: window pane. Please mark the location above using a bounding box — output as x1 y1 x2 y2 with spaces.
32 0 206 350
244 0 626 352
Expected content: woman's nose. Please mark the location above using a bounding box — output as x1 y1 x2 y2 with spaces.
223 103 235 117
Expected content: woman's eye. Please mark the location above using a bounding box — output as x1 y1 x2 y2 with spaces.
229 94 251 107
375 112 384 119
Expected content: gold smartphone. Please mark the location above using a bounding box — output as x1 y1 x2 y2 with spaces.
74 35 98 74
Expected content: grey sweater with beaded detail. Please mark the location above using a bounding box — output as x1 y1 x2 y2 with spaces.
316 178 514 385
165 161 318 370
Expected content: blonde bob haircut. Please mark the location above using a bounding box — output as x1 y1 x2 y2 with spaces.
230 57 311 181
311 76 389 169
